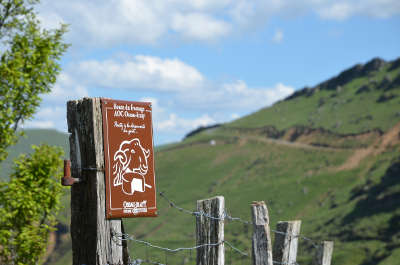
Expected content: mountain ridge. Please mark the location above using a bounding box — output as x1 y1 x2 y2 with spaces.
285 57 391 101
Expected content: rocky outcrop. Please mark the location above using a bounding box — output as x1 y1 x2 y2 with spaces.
355 84 372 94
377 93 397 103
361 57 386 75
284 57 390 101
184 124 221 139
285 86 313 100
388 57 400 71
385 74 400 91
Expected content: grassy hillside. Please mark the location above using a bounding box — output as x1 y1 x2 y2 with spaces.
229 57 400 134
0 129 70 178
3 57 399 265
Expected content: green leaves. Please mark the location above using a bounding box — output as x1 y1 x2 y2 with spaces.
0 144 64 264
0 0 69 162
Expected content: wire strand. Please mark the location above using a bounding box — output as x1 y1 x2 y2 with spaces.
159 191 322 250
113 231 249 257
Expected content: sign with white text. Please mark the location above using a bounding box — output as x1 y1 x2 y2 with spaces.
101 98 157 219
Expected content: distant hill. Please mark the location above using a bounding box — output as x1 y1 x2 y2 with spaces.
0 129 69 179
5 57 399 265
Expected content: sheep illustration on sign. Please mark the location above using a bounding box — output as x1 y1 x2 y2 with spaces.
113 138 152 195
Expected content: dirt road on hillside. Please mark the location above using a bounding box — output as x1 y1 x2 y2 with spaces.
237 122 400 171
337 122 400 170
242 135 341 151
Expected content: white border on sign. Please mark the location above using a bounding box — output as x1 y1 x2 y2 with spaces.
104 104 157 212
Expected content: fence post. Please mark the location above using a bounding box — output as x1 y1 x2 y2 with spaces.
251 201 273 265
314 241 334 265
67 98 128 265
196 196 225 265
272 220 301 265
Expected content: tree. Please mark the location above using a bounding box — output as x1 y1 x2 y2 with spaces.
0 0 68 162
0 145 64 264
0 0 68 263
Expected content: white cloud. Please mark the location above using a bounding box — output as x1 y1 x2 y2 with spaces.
140 97 215 134
37 12 65 29
221 80 294 108
231 113 240 120
24 120 55 129
24 106 64 130
38 0 234 46
317 2 353 20
171 13 231 41
157 113 215 132
178 80 294 111
139 97 217 143
139 97 168 126
43 73 89 103
37 0 400 47
179 0 232 11
316 0 400 20
73 56 204 92
68 55 294 118
24 72 88 131
272 29 284 43
66 55 294 112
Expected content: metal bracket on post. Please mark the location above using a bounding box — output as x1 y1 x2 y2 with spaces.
61 160 81 186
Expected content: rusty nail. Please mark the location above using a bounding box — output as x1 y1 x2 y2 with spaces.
61 160 81 186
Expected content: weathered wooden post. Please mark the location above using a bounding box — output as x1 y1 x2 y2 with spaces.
196 196 225 265
314 241 334 265
272 220 301 265
251 201 273 265
67 98 127 265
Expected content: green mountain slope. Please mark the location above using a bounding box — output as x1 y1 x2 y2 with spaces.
3 57 399 265
229 57 400 134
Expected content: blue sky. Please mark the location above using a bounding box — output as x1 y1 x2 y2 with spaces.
27 0 400 145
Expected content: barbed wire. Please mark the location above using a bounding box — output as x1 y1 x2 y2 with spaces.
116 233 301 265
273 261 300 265
129 258 165 265
113 231 249 257
128 257 299 265
159 191 251 223
127 256 299 265
117 191 330 265
113 231 305 265
223 241 249 257
271 229 320 250
159 191 322 250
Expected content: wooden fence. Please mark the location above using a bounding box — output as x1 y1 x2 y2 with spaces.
194 197 333 265
96 194 334 265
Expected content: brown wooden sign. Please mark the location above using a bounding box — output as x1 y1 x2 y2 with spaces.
101 99 157 218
